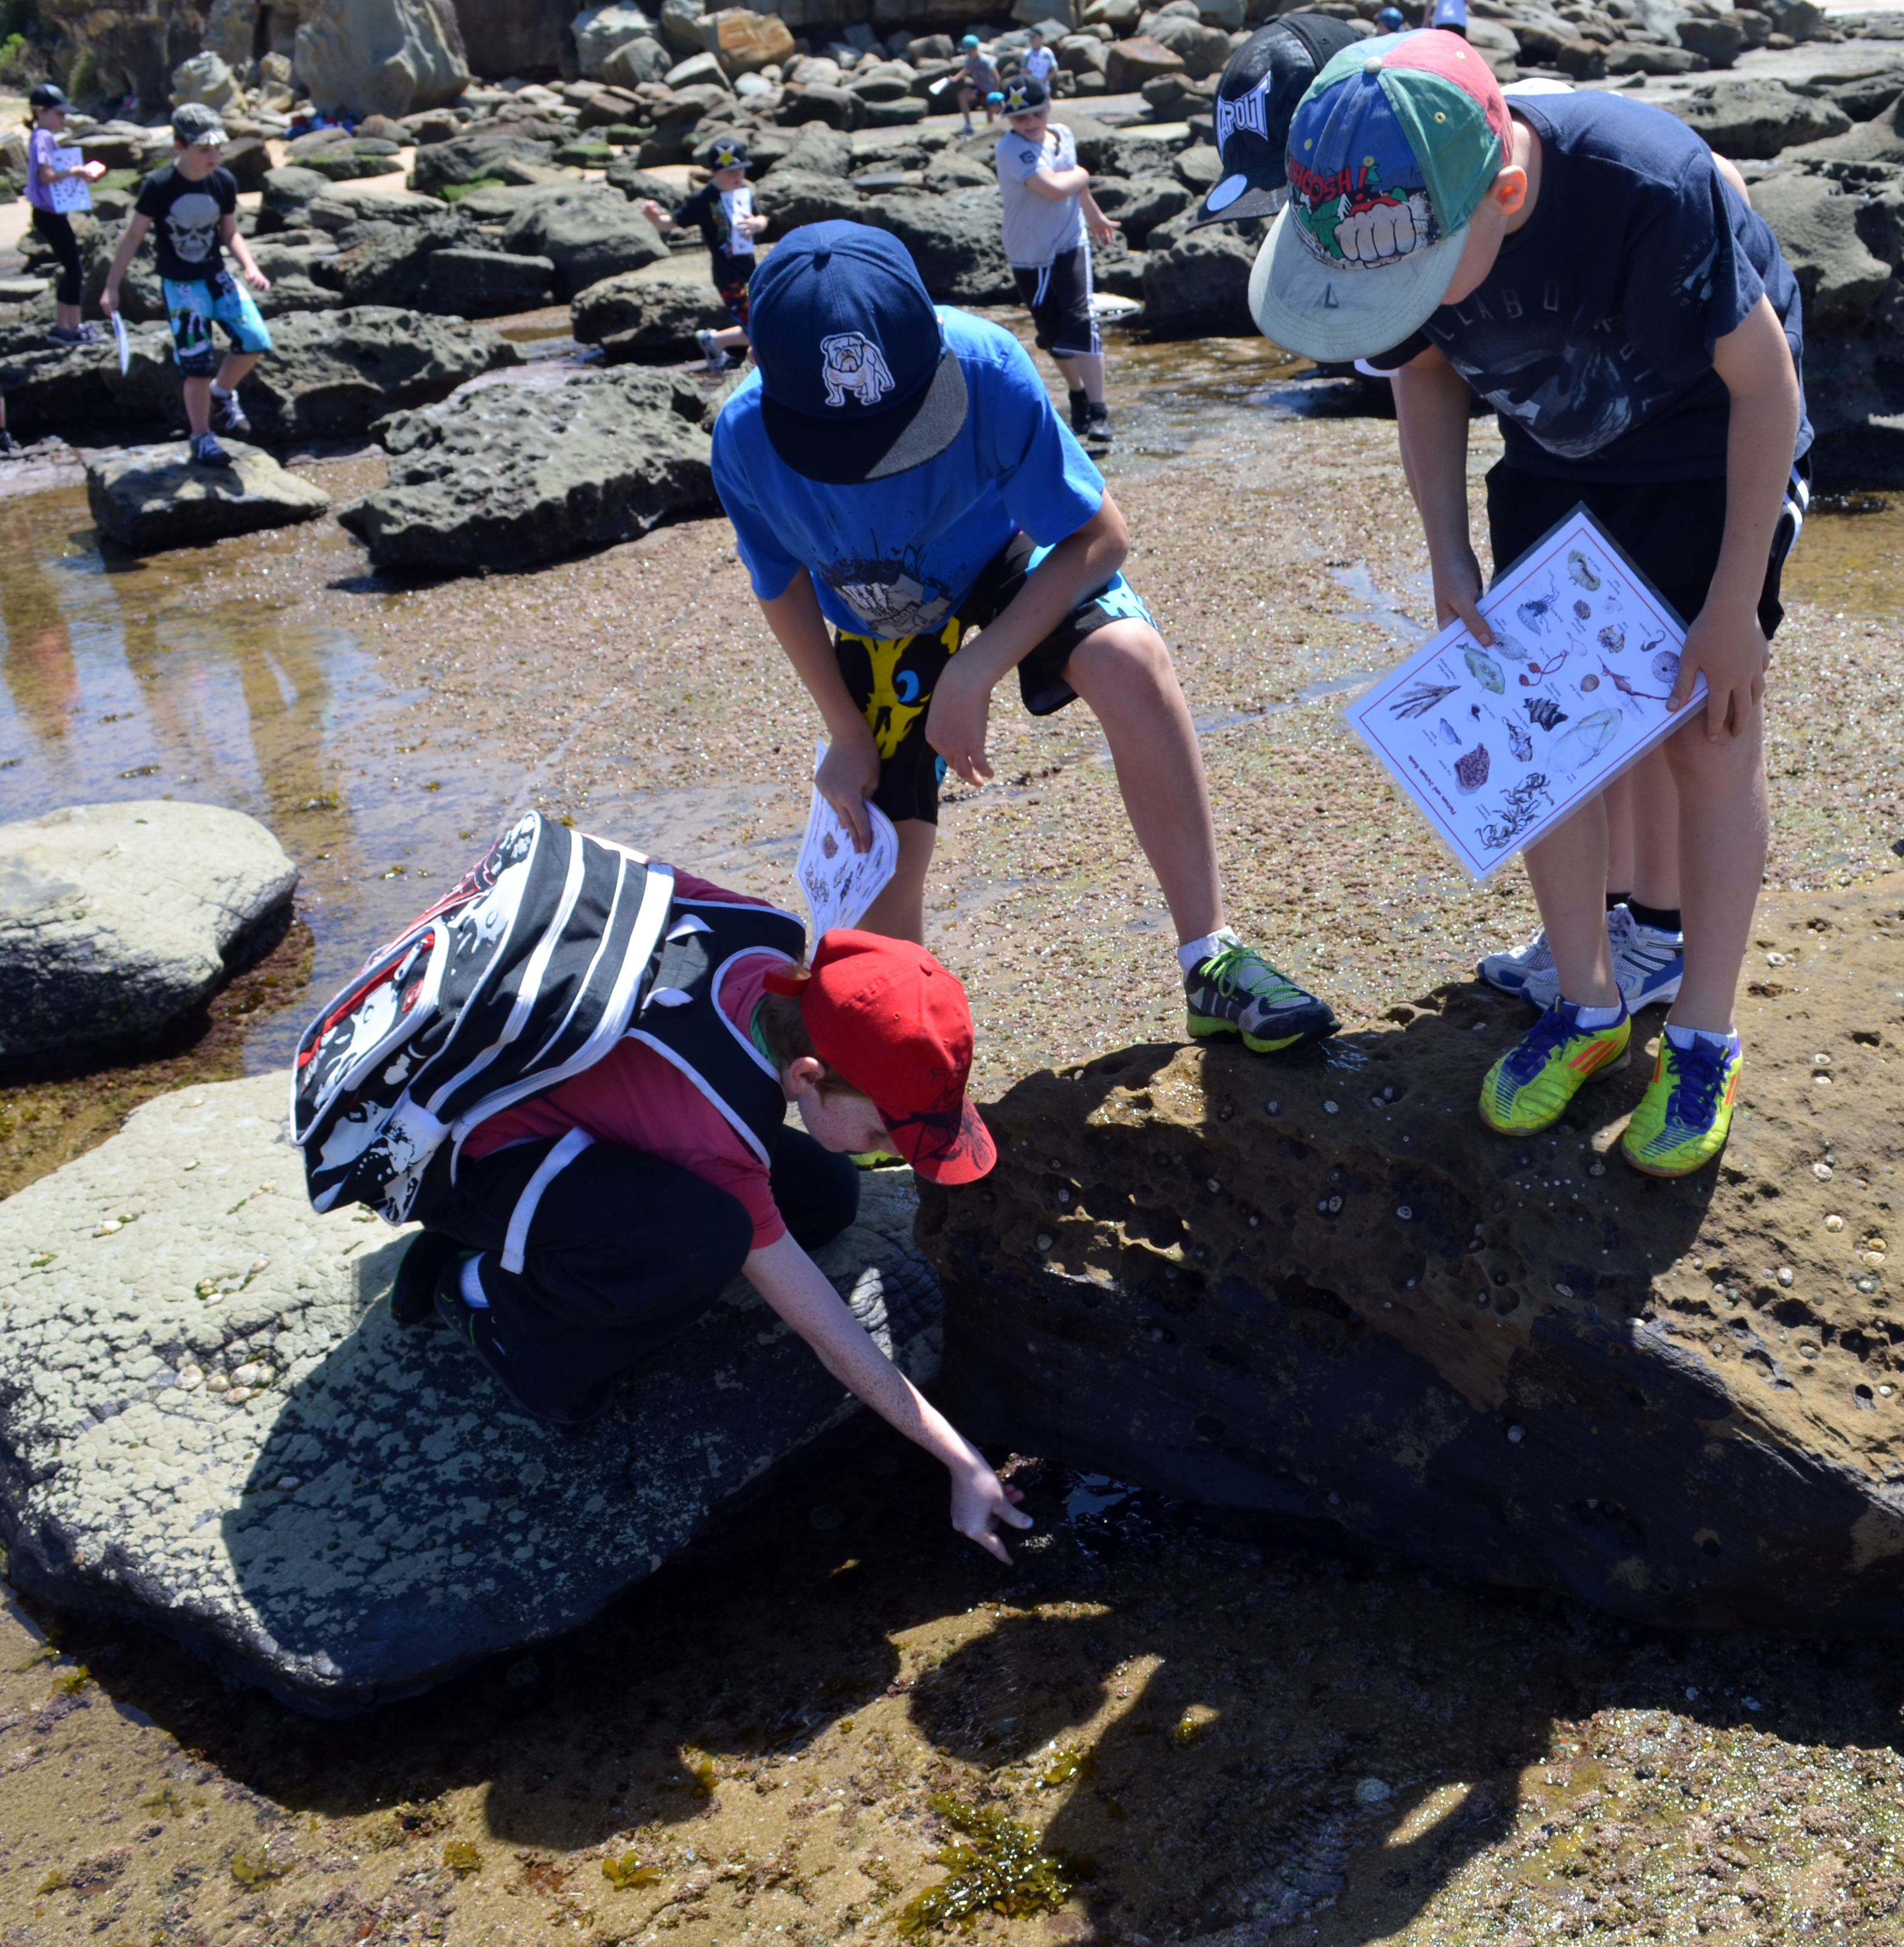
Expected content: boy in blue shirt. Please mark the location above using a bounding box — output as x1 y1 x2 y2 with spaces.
1253 30 1808 1176
712 221 1336 1055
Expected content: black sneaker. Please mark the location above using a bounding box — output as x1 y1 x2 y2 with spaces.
0 431 18 457
1185 931 1337 1053
388 1228 458 1327
190 433 233 469
1068 387 1090 436
433 1253 614 1427
214 388 251 435
1082 400 1112 450
47 324 97 346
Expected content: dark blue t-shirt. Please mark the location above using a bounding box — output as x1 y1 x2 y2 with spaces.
1367 92 1811 482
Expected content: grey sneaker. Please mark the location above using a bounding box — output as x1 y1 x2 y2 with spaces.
1478 922 1556 996
1185 932 1337 1054
1524 905 1684 1012
214 388 250 435
694 327 732 372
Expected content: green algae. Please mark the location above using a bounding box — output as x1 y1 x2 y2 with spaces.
602 1852 662 1890
896 1795 1074 1936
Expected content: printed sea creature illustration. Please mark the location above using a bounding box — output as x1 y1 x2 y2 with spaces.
1580 674 1600 693
1639 633 1665 659
1574 598 1591 621
1516 588 1560 633
1391 681 1459 719
1651 649 1680 688
1480 774 1551 851
1598 625 1625 653
1548 708 1622 772
1600 660 1670 710
1438 718 1462 746
1566 550 1601 591
1454 741 1491 794
1470 703 1483 719
1507 719 1534 762
1523 696 1568 733
1464 645 1505 692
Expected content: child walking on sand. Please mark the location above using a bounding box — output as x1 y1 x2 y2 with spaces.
1254 29 1808 1176
994 75 1118 449
101 103 272 468
711 221 1338 1057
23 84 106 347
641 134 766 373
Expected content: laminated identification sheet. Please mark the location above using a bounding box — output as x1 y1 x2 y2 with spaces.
1343 508 1707 883
793 740 899 938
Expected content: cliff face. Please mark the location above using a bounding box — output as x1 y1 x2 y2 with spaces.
920 877 1904 1634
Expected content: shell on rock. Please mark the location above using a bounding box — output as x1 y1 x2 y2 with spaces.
176 1366 203 1391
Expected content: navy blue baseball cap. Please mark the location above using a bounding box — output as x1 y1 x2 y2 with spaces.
749 221 969 486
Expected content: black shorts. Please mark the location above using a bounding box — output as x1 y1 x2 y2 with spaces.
1012 247 1099 361
833 530 1155 827
1485 456 1811 643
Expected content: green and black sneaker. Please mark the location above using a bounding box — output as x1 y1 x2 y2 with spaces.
1185 931 1337 1054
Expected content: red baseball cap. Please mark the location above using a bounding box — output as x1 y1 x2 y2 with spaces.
766 929 995 1185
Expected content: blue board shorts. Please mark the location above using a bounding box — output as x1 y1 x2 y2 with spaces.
162 270 271 377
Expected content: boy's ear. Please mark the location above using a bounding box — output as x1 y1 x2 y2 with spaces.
1489 163 1528 221
784 1055 827 1098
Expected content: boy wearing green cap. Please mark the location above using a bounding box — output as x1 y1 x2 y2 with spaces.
1254 27 1808 1178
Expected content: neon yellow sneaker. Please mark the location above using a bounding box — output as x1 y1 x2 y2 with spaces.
1621 1029 1742 1178
1478 1000 1630 1136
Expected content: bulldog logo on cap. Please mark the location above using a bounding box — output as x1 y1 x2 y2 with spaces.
820 331 896 408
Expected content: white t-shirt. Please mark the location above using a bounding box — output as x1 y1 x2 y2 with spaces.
1020 46 1058 82
718 183 754 258
994 122 1086 268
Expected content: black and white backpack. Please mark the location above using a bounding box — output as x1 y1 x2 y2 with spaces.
290 812 676 1222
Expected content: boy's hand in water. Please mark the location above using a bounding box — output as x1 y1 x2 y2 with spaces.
950 1455 1031 1562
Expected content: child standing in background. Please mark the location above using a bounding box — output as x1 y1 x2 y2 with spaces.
641 135 766 373
23 84 106 347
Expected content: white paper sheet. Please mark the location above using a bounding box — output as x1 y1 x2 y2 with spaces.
46 160 90 214
794 740 899 939
112 309 129 375
1343 508 1708 883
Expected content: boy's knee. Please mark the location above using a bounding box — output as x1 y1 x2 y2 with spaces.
1070 617 1173 691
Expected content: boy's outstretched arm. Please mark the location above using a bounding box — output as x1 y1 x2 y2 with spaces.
1391 342 1495 648
759 567 882 849
926 493 1133 784
1671 294 1800 738
744 1231 1032 1560
221 210 269 292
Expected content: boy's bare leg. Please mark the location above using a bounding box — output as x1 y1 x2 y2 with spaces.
182 375 214 438
1625 744 1682 912
1664 710 1765 1034
1603 770 1635 898
1053 350 1105 405
858 818 935 945
217 349 260 394
1062 619 1222 945
711 326 749 352
1521 796 1620 1009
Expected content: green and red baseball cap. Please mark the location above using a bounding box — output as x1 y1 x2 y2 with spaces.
1248 27 1511 361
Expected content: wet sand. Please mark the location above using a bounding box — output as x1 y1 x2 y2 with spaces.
2 324 1903 1943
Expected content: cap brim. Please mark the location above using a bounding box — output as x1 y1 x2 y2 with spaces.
884 1096 996 1186
1189 177 1287 230
760 348 968 486
1248 202 1467 363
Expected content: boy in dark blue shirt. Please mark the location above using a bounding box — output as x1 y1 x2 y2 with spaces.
1253 32 1807 1176
712 221 1337 1055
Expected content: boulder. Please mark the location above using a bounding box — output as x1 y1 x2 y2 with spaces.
409 128 558 196
1752 171 1892 327
922 147 997 192
259 165 338 234
1140 211 1259 336
603 33 674 86
0 805 298 1059
875 187 1016 303
171 50 239 111
495 184 670 297
920 879 1904 1636
237 307 524 440
753 163 865 234
1824 69 1904 124
86 442 333 554
705 5 796 73
1172 141 1222 193
0 318 188 441
1104 34 1184 91
308 209 475 305
419 246 558 314
1661 78 1852 160
0 1073 942 1712
779 81 863 129
1091 170 1189 246
1140 11 1231 79
660 0 707 55
573 0 663 77
1786 91 1904 168
775 119 854 176
1674 10 1746 68
341 365 716 571
453 0 574 77
570 269 729 347
307 183 452 231
1507 17 1604 78
1605 42 1704 77
295 0 471 120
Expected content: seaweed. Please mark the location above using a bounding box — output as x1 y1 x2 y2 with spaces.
1454 742 1491 794
895 1796 1075 1936
1390 681 1458 719
1480 774 1552 851
602 1852 661 1890
1523 697 1568 732
444 1841 484 1876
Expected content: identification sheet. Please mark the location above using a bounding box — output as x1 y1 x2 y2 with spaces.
793 740 899 938
1343 508 1707 883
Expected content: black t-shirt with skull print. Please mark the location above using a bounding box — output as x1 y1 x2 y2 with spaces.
135 163 237 284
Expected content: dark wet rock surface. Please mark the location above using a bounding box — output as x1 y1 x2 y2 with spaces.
86 441 332 552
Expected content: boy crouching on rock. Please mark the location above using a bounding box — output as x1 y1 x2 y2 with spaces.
298 827 1028 1560
101 102 271 470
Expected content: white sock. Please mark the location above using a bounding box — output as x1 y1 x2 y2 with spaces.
1177 928 1237 975
1569 1001 1624 1028
1664 1023 1736 1054
459 1253 490 1308
211 382 233 398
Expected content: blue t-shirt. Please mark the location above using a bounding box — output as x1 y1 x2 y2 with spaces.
1370 92 1811 483
710 307 1105 639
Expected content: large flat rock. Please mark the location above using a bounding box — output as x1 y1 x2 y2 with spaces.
922 879 1904 1635
86 441 332 553
0 802 298 1060
0 1074 941 1713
